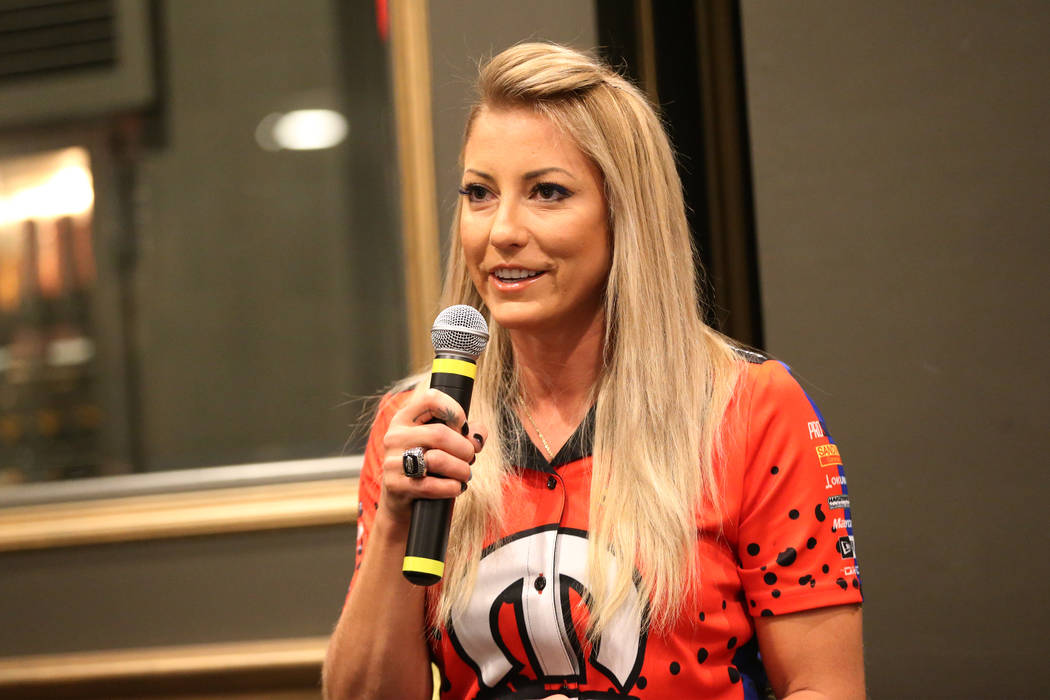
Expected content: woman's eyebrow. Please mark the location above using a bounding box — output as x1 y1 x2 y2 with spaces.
463 168 495 182
523 167 575 181
463 167 577 182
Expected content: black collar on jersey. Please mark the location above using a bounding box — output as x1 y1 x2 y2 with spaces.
504 404 595 474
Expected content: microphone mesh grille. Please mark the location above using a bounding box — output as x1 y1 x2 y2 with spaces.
431 305 489 359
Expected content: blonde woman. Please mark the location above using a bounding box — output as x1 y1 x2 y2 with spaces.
324 43 864 700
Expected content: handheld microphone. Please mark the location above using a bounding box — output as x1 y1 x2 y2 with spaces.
402 305 489 586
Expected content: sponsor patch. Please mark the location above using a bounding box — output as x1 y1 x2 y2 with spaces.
836 535 856 560
824 473 847 490
833 517 852 530
828 495 850 510
807 420 825 439
842 564 860 577
815 443 842 468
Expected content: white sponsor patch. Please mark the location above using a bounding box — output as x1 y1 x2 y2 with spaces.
824 473 847 490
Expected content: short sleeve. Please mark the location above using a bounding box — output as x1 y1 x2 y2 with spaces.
737 361 862 616
345 391 410 603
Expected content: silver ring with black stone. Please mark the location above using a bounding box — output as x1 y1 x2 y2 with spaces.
402 447 427 479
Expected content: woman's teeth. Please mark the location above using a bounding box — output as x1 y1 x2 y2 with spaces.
494 269 541 281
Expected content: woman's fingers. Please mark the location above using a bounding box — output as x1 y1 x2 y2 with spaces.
379 446 474 518
395 445 472 483
405 389 467 429
383 422 476 464
383 388 482 464
377 389 488 518
468 422 488 455
382 454 471 499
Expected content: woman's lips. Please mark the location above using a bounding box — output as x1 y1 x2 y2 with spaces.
489 270 547 291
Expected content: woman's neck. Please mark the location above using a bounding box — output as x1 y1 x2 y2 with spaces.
508 311 604 442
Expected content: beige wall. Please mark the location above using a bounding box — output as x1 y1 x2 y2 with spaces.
740 2 1049 697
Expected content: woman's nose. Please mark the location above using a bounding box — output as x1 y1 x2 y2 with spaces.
488 200 528 248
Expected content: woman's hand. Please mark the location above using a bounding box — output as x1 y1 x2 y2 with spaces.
323 388 485 700
379 388 486 522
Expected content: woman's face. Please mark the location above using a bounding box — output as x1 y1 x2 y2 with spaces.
459 106 612 335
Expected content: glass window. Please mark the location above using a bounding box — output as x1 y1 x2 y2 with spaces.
0 0 407 485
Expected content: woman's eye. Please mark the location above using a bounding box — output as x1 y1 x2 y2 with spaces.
458 184 491 202
533 182 571 201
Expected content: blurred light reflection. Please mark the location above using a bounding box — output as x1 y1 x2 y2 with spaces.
256 109 349 151
0 150 94 226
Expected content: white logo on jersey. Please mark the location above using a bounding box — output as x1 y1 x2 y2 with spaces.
808 420 825 439
448 528 645 692
824 473 847 490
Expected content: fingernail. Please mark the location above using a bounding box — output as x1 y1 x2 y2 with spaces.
469 454 476 466
468 466 473 480
461 422 470 436
460 482 468 492
473 433 484 448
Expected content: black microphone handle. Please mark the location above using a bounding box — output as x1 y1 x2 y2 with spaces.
402 355 475 586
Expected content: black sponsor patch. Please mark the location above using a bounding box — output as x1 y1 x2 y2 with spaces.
836 535 856 559
828 495 850 510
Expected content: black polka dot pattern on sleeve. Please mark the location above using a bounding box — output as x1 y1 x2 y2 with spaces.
776 547 797 566
732 362 863 631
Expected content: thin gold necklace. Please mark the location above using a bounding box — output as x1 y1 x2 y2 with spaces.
520 401 554 460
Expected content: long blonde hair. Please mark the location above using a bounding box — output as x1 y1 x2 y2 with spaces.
429 43 743 638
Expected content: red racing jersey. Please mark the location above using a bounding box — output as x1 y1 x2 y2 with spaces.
349 356 862 699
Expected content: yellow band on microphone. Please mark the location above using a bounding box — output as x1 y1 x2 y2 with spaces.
431 358 476 379
403 556 445 578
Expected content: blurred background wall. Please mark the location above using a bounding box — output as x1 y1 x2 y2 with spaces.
740 2 1049 697
0 1 1046 699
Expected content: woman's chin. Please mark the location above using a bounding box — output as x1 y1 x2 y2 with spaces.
487 304 604 338
488 310 546 332
483 300 551 331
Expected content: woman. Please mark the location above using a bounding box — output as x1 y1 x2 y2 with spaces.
324 43 864 700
